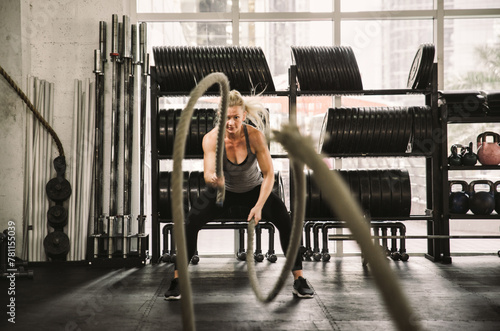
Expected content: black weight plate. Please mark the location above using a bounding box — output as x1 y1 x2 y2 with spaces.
182 46 196 89
364 107 376 153
348 171 361 204
169 46 183 92
152 47 164 86
252 47 267 93
417 44 435 89
340 46 355 90
331 47 346 90
303 46 317 91
348 107 360 153
354 107 366 153
403 106 413 152
341 107 352 154
44 231 70 257
310 171 321 219
291 47 306 90
158 47 170 91
187 47 200 84
311 47 325 91
319 109 330 154
385 107 395 153
47 205 68 228
206 108 216 132
400 170 411 216
368 170 382 217
158 110 167 154
358 170 371 215
378 108 390 153
398 107 409 152
243 47 257 92
389 107 401 153
188 109 199 157
247 47 261 92
329 108 342 153
346 46 363 90
316 46 331 91
325 47 340 90
166 110 175 156
319 46 335 90
158 171 170 219
338 46 352 90
379 170 392 216
235 46 251 92
370 108 383 153
188 171 199 206
305 170 312 219
178 46 190 92
413 106 424 152
46 178 72 202
407 44 424 89
388 170 402 216
197 109 207 155
195 47 207 79
358 107 370 153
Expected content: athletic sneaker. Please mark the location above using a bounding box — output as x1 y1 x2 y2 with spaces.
164 278 181 300
292 277 314 298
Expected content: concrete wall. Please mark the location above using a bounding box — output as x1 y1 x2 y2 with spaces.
0 0 131 259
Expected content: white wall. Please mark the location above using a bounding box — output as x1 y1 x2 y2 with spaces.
0 0 132 260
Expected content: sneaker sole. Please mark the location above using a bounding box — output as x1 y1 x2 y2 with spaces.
164 295 181 301
292 289 314 298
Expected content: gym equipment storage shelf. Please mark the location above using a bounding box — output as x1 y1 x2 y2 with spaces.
288 63 444 263
440 103 500 261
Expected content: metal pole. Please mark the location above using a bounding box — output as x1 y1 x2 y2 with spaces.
138 22 148 235
109 14 120 218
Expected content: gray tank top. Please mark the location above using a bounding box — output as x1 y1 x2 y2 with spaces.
223 125 263 193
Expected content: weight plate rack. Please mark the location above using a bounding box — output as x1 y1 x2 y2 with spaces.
291 45 363 92
152 46 275 94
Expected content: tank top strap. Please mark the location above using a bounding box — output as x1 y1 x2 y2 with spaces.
243 125 253 155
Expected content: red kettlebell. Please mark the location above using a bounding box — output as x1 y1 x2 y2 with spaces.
477 131 500 165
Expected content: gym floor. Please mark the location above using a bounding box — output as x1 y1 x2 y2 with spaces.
1 254 499 331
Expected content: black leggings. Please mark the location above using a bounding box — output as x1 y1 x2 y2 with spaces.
175 185 303 271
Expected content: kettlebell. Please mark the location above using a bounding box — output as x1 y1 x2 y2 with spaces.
448 144 463 166
477 131 500 165
494 181 500 214
468 180 495 215
461 141 478 166
449 180 469 214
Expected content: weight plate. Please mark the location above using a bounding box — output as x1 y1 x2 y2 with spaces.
400 107 412 152
46 177 72 202
340 46 355 90
378 108 390 153
388 170 402 216
188 109 199 157
385 107 395 153
417 44 435 89
310 171 321 218
158 171 170 219
379 170 392 216
235 46 251 92
165 110 174 156
291 47 305 90
359 170 371 215
319 110 330 153
47 205 68 229
188 171 200 207
347 46 363 90
43 231 70 257
389 107 401 153
330 108 342 153
400 170 411 216
368 170 382 217
158 110 167 154
311 47 325 91
365 107 377 153
206 108 216 132
348 171 360 204
407 44 424 89
358 107 370 153
340 107 352 154
258 47 275 92
320 46 336 90
355 107 366 153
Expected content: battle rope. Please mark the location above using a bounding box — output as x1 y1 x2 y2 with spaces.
0 64 65 157
172 72 230 331
273 124 421 331
246 157 306 302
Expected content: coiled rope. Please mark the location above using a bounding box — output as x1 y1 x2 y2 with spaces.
273 125 421 331
246 157 306 303
0 64 65 157
172 73 230 331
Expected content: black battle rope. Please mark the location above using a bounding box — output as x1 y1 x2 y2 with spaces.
172 73 230 331
0 64 65 157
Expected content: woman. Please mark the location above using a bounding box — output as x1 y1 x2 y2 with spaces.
165 90 314 300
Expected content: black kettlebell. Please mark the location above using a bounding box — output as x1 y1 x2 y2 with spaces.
461 141 478 166
449 180 469 214
468 180 495 215
448 144 463 166
494 181 500 214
